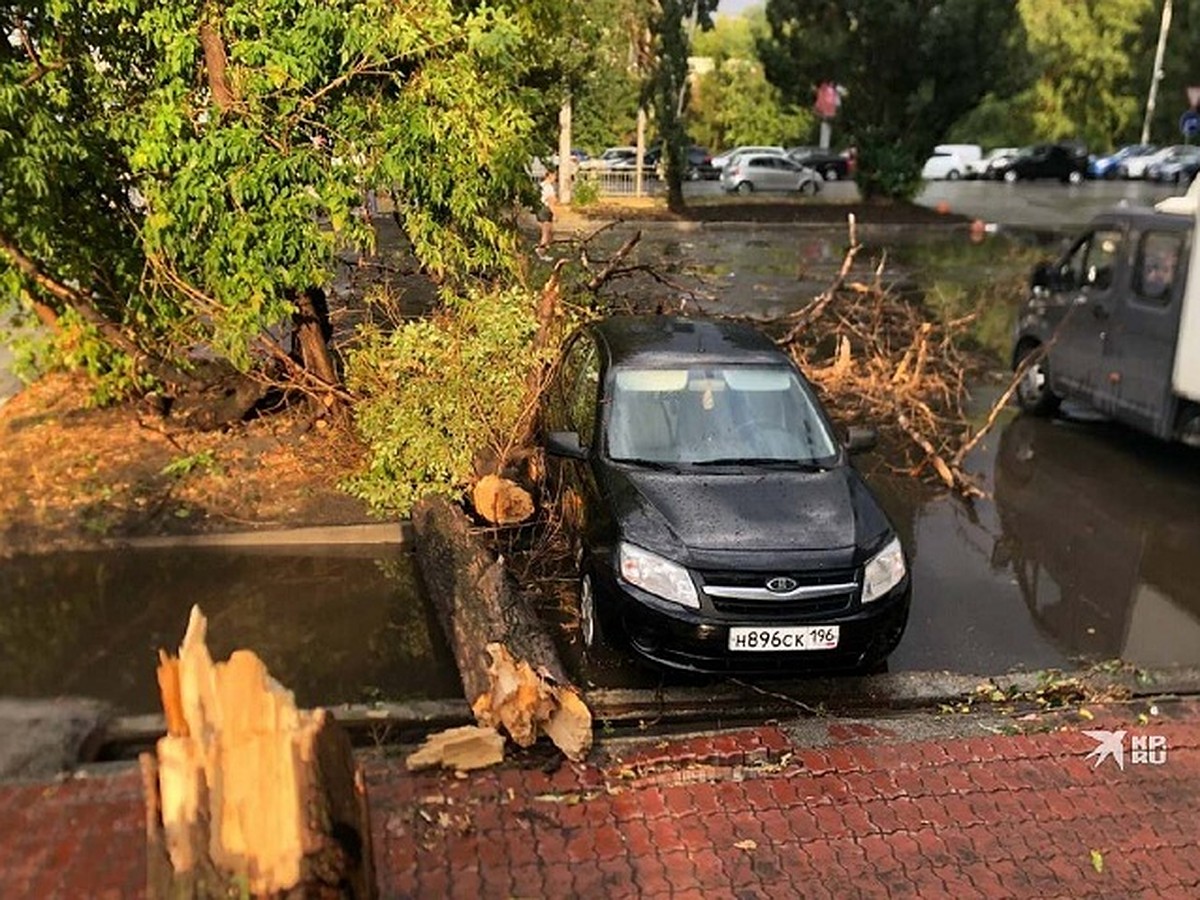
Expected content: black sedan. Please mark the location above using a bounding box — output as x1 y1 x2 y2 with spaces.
993 143 1088 184
787 146 852 181
540 316 911 674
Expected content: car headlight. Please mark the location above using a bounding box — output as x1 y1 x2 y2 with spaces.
617 542 700 609
862 536 906 603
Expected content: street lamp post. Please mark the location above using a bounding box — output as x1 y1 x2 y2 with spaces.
1141 0 1173 145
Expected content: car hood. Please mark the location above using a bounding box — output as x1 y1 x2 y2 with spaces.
598 462 893 564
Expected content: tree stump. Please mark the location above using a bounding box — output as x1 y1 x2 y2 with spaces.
412 497 592 762
141 606 376 898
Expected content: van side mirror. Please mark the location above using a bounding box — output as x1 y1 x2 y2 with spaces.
845 426 878 454
545 431 588 460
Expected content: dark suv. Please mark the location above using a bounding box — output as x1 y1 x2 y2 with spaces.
993 143 1088 184
540 315 911 674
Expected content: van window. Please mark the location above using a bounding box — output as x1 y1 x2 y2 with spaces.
1063 229 1122 291
1133 231 1183 305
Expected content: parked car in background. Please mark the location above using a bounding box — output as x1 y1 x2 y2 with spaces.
643 145 719 180
721 154 820 195
540 315 912 672
920 144 982 180
964 147 1018 179
993 143 1087 183
1146 145 1200 184
786 146 852 181
711 145 787 170
579 146 638 171
1119 145 1180 180
1089 144 1156 180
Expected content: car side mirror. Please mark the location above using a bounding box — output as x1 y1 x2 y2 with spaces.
545 430 588 460
1030 261 1054 289
845 426 878 454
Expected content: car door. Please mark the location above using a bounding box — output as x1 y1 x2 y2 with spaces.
1046 227 1126 406
1107 226 1188 436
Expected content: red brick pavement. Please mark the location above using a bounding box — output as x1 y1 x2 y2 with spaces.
1 700 1198 898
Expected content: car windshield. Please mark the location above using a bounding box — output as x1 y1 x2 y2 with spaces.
605 365 839 467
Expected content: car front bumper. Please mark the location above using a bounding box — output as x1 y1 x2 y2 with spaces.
592 567 911 674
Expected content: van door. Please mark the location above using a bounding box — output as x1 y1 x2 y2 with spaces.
1048 227 1126 408
1107 227 1188 437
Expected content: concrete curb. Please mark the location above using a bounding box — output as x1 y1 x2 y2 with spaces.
108 521 412 549
85 665 1200 762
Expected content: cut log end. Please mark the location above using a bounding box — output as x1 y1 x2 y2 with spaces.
472 474 535 525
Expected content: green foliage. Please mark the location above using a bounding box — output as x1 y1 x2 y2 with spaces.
759 0 1025 197
1 0 554 382
689 11 812 150
572 177 602 206
161 450 219 478
854 135 922 202
344 284 553 514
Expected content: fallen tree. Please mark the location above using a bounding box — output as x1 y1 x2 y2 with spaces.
411 496 592 764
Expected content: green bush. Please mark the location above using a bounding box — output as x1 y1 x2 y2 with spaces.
572 177 601 207
855 136 923 202
344 284 556 515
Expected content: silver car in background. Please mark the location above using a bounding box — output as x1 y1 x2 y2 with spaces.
720 153 820 195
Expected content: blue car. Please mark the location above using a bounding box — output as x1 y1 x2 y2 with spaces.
1089 144 1156 180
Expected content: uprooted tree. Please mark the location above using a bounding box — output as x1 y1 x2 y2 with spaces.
0 0 601 433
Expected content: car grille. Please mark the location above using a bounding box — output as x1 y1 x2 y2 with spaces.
698 567 859 618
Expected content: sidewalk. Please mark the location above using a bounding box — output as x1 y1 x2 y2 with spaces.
1 698 1197 898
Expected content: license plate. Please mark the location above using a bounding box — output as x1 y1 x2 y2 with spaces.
727 625 840 652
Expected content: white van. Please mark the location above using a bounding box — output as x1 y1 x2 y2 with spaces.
920 144 982 180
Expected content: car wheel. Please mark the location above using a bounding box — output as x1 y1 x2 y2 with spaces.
799 178 818 196
823 167 840 181
1067 170 1083 185
1003 169 1018 184
736 181 753 195
578 571 603 651
1014 342 1061 416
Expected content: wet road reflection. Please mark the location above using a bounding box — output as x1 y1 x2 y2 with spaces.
0 545 460 715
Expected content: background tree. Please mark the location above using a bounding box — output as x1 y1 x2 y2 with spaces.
645 0 719 211
689 10 813 150
759 0 1024 198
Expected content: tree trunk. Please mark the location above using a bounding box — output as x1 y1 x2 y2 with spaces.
412 497 592 761
142 606 376 899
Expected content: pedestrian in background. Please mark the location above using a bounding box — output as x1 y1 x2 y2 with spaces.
536 169 557 260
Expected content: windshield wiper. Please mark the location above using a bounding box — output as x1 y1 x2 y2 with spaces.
690 457 827 471
612 458 688 472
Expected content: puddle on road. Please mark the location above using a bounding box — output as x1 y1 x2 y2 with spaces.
0 545 460 715
878 405 1200 676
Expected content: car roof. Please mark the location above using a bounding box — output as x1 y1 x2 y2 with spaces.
590 315 787 368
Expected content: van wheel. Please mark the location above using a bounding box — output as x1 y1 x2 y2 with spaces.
1015 343 1061 416
1177 407 1200 448
947 170 961 181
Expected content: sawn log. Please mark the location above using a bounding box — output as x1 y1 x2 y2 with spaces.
411 496 592 762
